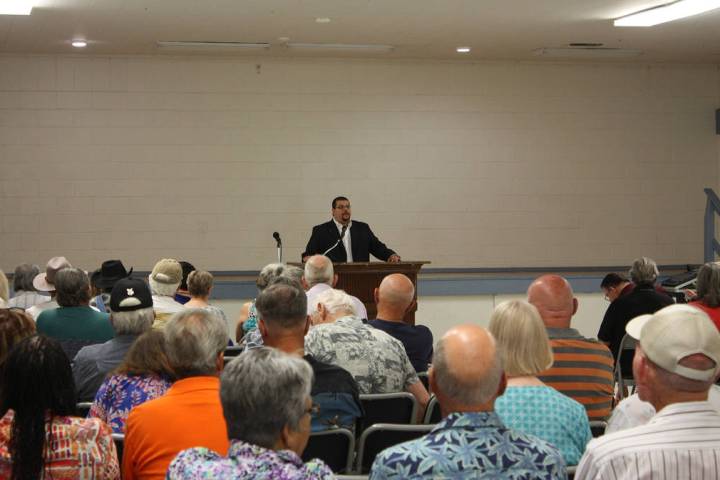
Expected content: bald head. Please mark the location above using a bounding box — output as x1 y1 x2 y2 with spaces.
375 273 415 321
303 255 334 288
431 325 503 409
527 274 577 329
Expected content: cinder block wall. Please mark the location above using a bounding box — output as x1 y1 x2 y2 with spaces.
1 55 718 271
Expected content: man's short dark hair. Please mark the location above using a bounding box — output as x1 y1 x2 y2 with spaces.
255 283 307 330
332 196 349 209
55 268 91 307
600 273 629 289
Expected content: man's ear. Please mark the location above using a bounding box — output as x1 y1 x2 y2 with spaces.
301 277 309 290
496 372 508 398
258 318 268 339
332 274 338 288
303 315 311 335
215 351 224 372
374 288 380 305
572 298 579 316
405 299 417 316
429 367 437 393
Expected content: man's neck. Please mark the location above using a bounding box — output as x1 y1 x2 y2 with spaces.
375 308 405 323
653 391 710 413
264 335 305 357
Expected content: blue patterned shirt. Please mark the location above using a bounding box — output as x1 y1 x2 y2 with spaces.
167 439 334 479
370 411 566 479
495 386 591 466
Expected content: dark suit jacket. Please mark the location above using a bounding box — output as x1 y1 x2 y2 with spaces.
302 220 396 262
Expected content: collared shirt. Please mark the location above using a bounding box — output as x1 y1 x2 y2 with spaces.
305 315 419 394
306 283 367 319
0 410 119 479
123 376 229 480
538 327 614 421
151 295 185 329
73 334 139 402
576 401 720 479
370 411 566 479
168 439 333 479
369 318 433 373
89 373 172 434
7 290 49 310
332 218 353 262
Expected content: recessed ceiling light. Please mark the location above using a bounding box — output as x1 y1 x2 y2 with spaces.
72 40 88 48
315 17 331 23
0 1 33 15
456 47 471 53
615 0 720 27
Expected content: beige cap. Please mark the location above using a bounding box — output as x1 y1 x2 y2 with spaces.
625 304 720 382
150 258 182 285
33 256 72 292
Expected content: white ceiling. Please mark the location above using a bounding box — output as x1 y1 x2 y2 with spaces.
1 0 719 62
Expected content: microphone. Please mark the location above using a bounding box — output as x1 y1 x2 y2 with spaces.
273 232 282 247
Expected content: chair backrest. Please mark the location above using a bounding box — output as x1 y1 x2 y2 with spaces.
301 428 355 473
111 433 124 465
76 402 93 417
358 393 417 433
567 465 577 480
356 423 435 474
59 339 95 361
589 420 607 438
423 395 442 424
417 371 429 391
224 345 243 357
615 334 637 400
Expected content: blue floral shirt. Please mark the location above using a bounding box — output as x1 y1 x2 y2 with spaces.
167 440 334 479
370 411 566 479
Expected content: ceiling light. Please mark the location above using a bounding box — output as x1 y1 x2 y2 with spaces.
456 47 471 53
315 17 331 23
534 47 643 58
72 40 88 48
287 43 394 52
157 41 270 49
0 1 33 15
615 0 720 27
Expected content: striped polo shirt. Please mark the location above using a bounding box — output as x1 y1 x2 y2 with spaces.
576 401 720 479
538 327 614 421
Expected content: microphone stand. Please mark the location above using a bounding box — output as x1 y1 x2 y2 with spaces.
276 241 283 263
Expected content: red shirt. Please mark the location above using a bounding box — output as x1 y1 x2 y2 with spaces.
689 301 720 332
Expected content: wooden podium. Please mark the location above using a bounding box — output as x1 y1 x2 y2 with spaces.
333 261 429 323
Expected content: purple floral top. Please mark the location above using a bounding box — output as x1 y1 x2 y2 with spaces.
88 373 172 434
167 440 333 479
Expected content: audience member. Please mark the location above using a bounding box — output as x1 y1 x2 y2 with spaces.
89 329 174 433
0 309 36 368
184 270 228 325
369 273 433 373
174 261 196 305
168 347 333 479
577 305 720 478
598 257 673 372
26 256 71 320
688 262 720 330
600 272 633 302
148 258 184 328
0 336 119 479
303 254 367 319
306 288 429 416
236 263 302 347
528 274 614 421
122 309 229 480
73 277 154 401
370 324 565 479
6 264 46 310
36 267 113 359
255 282 362 431
490 300 591 466
90 259 132 313
0 271 8 308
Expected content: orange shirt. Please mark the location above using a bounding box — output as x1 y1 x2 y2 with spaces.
122 376 229 480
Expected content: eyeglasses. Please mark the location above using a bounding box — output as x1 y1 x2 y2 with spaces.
333 204 351 210
305 403 320 416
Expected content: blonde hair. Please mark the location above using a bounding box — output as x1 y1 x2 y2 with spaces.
188 270 214 297
0 270 8 303
489 300 553 377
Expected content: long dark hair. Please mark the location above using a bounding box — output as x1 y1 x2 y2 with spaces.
0 336 76 480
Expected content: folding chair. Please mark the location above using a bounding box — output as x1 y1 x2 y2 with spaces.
112 433 124 464
76 402 93 417
301 428 355 474
358 393 417 434
355 423 434 474
417 372 430 391
589 420 607 438
422 395 442 424
614 334 637 400
567 465 577 479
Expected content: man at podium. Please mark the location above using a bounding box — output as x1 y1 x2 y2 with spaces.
302 196 401 263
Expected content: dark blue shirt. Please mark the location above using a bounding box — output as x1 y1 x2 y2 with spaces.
369 319 433 373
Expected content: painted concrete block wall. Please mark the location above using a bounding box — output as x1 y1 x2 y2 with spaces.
1 55 718 272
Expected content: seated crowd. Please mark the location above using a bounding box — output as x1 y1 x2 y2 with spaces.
0 255 720 479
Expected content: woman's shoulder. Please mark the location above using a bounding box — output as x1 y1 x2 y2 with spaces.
52 415 113 442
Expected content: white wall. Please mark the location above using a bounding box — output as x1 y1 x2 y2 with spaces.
1 55 718 272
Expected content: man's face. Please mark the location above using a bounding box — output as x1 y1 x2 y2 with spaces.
603 285 620 302
332 199 352 225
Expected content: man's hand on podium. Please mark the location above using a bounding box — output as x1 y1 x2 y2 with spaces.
388 254 401 263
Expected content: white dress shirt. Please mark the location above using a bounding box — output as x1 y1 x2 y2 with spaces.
7 291 50 310
333 219 352 262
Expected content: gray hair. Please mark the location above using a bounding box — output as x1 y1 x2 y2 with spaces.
188 270 214 297
433 333 503 405
148 276 179 297
630 256 659 285
697 262 720 308
110 307 154 335
55 268 91 307
0 271 7 303
304 255 334 287
255 283 307 330
313 288 356 316
164 309 228 378
13 264 40 292
221 347 313 448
